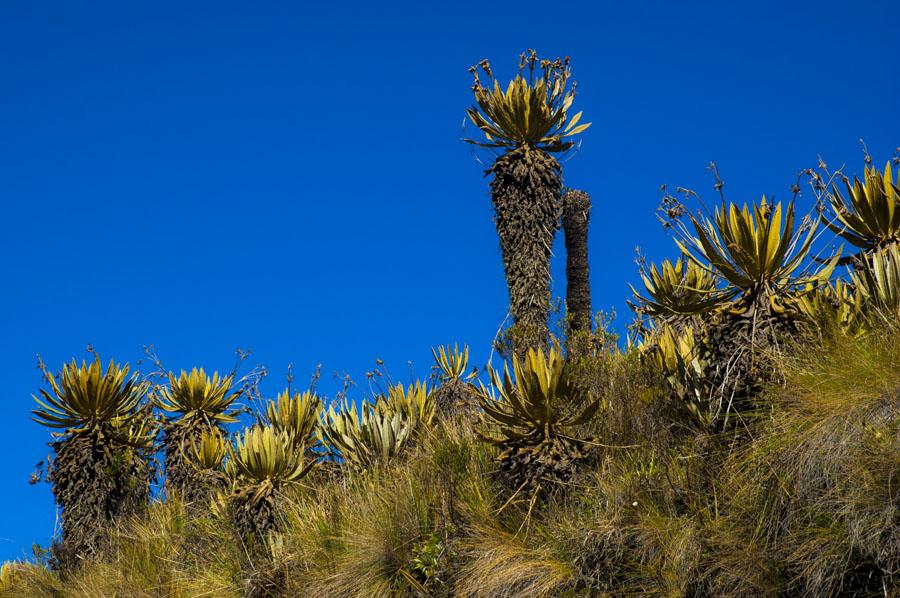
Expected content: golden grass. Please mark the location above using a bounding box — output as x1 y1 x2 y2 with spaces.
454 524 575 597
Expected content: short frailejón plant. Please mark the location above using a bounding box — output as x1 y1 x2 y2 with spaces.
677 198 832 317
0 562 18 591
32 356 155 567
225 425 315 538
640 324 712 426
477 346 601 494
800 244 900 336
375 381 435 428
670 198 836 426
849 242 900 327
318 382 433 471
825 162 900 260
264 388 321 451
156 368 241 504
193 427 228 470
183 428 229 506
319 401 412 470
631 256 719 423
630 256 720 324
466 50 590 354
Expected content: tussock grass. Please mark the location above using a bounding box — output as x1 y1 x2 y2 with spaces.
722 327 900 596
454 524 575 597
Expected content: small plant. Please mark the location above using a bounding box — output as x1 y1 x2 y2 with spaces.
430 344 479 416
411 532 445 589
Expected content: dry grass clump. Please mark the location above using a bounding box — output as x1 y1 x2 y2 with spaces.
264 416 495 597
0 498 245 597
453 524 576 597
722 326 900 596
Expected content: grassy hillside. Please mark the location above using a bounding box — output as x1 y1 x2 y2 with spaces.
2 322 898 596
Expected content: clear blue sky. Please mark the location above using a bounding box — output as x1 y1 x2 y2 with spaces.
1 0 897 561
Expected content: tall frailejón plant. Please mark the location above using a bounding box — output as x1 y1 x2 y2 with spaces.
32 356 155 566
466 50 591 354
562 189 593 355
156 368 241 504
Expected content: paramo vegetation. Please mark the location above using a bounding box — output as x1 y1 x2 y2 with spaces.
2 51 899 597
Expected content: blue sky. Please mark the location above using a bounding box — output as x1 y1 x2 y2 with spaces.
1 0 897 561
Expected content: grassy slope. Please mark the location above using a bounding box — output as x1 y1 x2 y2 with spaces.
2 328 898 597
